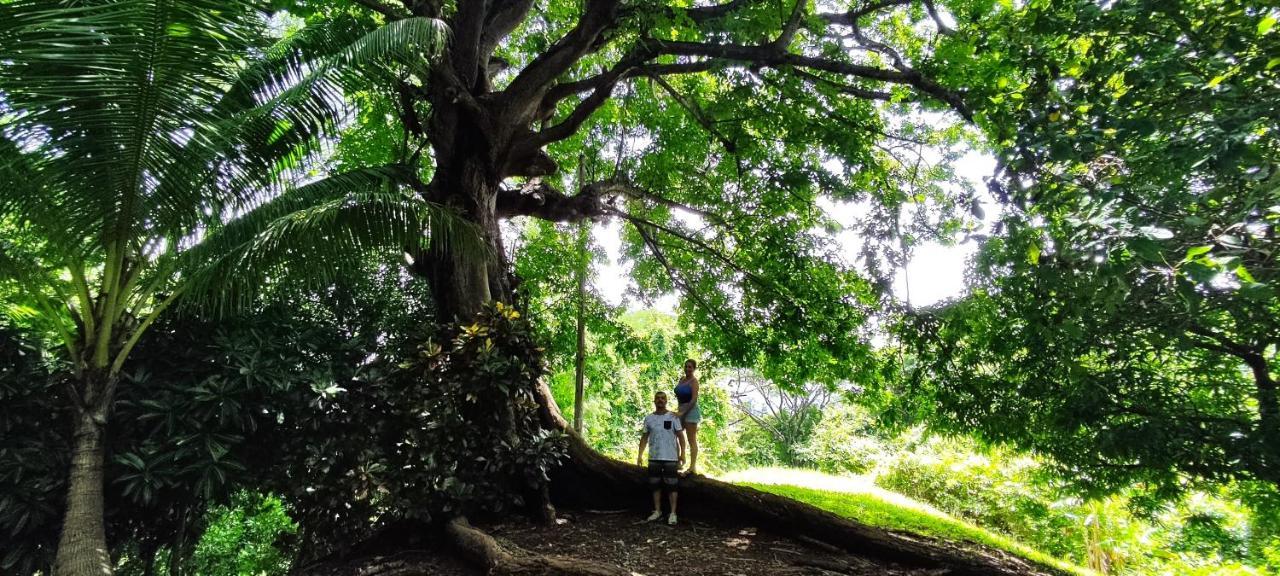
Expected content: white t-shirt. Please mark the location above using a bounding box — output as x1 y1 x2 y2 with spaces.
640 412 683 462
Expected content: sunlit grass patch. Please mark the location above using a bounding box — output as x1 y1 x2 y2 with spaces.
720 468 1094 576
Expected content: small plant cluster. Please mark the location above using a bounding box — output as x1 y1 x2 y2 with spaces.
382 301 568 518
266 301 568 559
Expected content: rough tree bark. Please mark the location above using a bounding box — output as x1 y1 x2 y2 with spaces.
54 377 112 576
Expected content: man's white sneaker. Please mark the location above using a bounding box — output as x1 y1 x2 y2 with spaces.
667 513 678 525
646 510 662 522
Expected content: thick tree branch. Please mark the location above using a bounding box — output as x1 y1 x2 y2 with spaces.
686 0 751 23
923 0 957 35
502 0 624 112
494 177 730 227
446 517 628 575
817 0 913 27
622 0 752 26
451 0 489 90
528 58 637 147
480 0 536 61
495 180 614 221
848 18 908 71
773 0 808 50
540 60 718 118
792 68 895 101
645 39 971 119
401 0 442 19
1184 324 1278 437
433 66 486 118
1186 324 1257 359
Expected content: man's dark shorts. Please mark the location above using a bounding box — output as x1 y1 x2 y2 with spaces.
647 460 679 489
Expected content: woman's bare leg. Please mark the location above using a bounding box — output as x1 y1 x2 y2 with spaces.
685 422 699 474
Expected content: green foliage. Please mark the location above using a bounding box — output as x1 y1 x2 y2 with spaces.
871 435 1280 574
384 302 568 517
0 0 455 380
796 403 888 475
0 325 65 576
876 437 1088 562
512 0 981 389
188 492 297 576
535 306 752 474
0 258 435 574
897 0 1280 500
736 477 1089 576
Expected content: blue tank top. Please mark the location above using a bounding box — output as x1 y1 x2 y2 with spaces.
674 379 694 404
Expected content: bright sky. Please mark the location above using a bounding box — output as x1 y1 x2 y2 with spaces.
591 151 998 312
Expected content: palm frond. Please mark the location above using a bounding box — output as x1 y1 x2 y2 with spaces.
148 15 450 240
0 0 446 252
0 0 271 244
176 166 485 317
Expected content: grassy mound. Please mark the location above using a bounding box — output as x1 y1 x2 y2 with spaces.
720 468 1093 576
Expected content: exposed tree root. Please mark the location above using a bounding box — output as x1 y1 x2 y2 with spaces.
445 517 629 576
533 380 1054 576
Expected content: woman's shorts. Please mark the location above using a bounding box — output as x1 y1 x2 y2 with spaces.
679 402 702 424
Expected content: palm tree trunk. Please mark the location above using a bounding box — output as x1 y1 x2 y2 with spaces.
55 411 110 576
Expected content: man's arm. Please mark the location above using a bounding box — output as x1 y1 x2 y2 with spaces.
637 431 649 466
678 429 688 466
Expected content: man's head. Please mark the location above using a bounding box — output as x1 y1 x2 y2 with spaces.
653 391 668 412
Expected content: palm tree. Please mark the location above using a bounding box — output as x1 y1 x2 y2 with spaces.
0 2 461 574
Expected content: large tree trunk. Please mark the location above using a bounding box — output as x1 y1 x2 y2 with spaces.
54 408 110 576
425 156 498 319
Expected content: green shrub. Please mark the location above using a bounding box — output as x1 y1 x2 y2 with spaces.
875 437 1088 562
795 403 887 475
188 492 297 576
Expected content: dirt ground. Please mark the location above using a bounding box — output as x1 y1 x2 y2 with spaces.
309 509 1046 575
487 510 951 575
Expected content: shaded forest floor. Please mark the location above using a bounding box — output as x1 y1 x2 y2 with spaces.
312 509 1066 575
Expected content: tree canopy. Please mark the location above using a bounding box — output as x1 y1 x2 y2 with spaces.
4 1 1280 575
895 0 1280 497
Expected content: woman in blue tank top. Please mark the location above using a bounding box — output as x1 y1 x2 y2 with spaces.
674 359 702 476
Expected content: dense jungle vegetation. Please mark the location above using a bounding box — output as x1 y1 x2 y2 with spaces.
1 0 1276 574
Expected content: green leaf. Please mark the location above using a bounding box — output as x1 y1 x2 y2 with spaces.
1026 244 1041 265
1129 237 1163 262
1259 15 1277 36
1183 245 1212 261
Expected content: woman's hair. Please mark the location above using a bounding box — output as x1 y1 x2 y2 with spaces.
684 359 697 369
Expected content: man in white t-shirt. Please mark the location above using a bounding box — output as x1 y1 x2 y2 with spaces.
637 391 686 525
